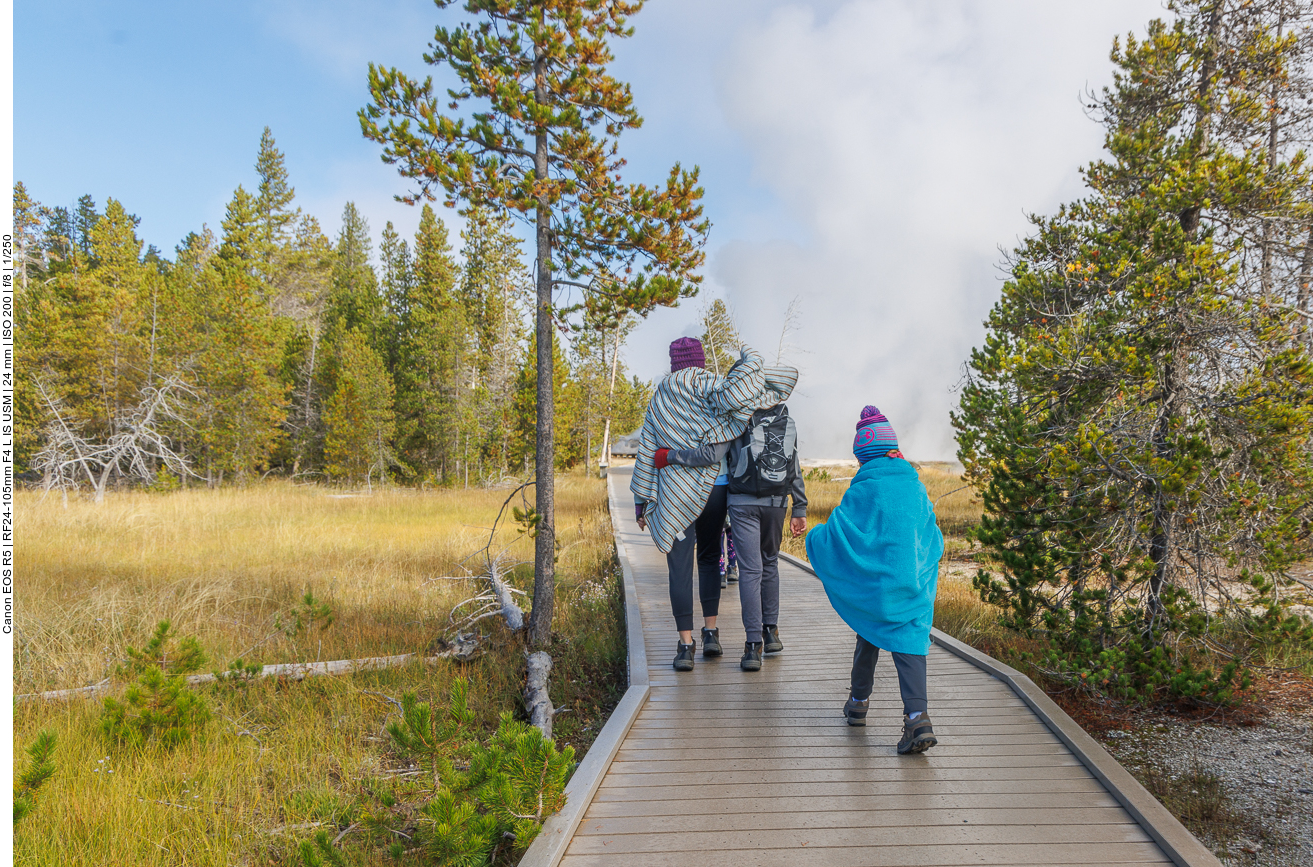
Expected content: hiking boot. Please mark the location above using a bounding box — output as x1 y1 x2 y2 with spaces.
762 624 783 654
725 566 739 583
740 641 763 671
897 712 937 754
720 572 728 588
673 640 696 672
843 696 869 726
701 627 722 658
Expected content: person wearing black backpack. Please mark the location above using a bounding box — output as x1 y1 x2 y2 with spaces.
658 369 805 671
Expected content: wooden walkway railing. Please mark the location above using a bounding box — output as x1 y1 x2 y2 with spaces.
522 467 1221 867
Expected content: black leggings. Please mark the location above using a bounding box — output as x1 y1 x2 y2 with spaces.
849 635 928 715
666 484 728 632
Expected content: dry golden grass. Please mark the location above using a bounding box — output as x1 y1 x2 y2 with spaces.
17 478 613 694
14 475 624 867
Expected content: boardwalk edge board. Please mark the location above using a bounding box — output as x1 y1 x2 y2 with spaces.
778 550 1223 867
518 472 652 867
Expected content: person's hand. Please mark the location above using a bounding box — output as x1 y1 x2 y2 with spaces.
654 448 670 469
790 517 807 537
637 514 647 531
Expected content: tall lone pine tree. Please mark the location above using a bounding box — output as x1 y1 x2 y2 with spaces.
955 0 1313 702
361 0 710 646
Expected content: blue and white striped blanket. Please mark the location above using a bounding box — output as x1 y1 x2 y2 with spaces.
631 348 799 552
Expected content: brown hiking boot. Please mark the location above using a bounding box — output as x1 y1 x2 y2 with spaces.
897 712 937 754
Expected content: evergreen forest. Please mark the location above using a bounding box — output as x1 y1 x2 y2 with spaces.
10 129 653 495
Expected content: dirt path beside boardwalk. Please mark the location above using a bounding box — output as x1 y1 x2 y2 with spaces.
1096 707 1313 866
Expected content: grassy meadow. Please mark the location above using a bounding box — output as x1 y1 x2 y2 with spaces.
14 475 625 866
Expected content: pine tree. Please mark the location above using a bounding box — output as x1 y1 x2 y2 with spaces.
74 194 101 261
12 182 46 289
461 207 530 475
43 206 75 275
273 215 336 475
254 126 297 269
218 186 262 276
954 1 1313 702
325 202 383 341
379 220 414 321
392 206 472 482
361 0 711 645
324 328 396 484
510 339 572 473
85 198 149 434
699 299 741 376
166 249 287 484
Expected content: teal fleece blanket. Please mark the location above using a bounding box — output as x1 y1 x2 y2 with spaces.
804 458 943 655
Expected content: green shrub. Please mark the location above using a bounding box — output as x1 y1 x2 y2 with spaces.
384 677 575 864
13 730 57 825
386 677 477 792
104 620 213 747
298 830 350 867
101 667 211 748
117 620 207 679
278 591 336 637
463 714 575 850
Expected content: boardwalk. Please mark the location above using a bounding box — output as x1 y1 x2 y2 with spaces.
528 467 1218 867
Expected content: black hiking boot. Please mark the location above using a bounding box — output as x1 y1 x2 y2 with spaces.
740 641 763 671
762 624 783 654
897 712 937 754
843 696 869 726
725 566 739 583
673 640 696 672
701 627 722 658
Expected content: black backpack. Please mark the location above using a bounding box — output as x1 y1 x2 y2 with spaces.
729 405 797 498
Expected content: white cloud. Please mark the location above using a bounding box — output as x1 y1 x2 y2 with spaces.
628 0 1164 460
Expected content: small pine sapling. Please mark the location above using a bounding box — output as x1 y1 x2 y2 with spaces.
465 713 575 852
214 658 263 685
117 620 208 679
386 677 477 792
13 730 57 825
298 830 350 867
418 790 500 867
101 666 212 747
103 621 212 747
278 591 336 637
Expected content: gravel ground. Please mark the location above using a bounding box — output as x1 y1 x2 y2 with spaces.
1096 709 1313 866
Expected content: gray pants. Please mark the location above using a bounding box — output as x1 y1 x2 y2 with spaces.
728 504 785 642
850 635 928 715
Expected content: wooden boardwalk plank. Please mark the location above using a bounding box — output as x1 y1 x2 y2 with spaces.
559 842 1171 866
579 791 1126 818
576 806 1139 835
565 821 1155 855
544 468 1195 867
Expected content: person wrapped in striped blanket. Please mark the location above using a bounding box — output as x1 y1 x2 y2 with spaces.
630 340 799 671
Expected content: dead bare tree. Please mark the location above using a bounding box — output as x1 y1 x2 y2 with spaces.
459 480 556 740
775 295 805 365
34 374 199 504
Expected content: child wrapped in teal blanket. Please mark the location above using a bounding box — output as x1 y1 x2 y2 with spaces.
804 405 943 754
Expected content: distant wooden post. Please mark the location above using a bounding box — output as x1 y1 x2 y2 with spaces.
598 324 622 478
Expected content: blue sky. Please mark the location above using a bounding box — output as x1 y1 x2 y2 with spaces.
14 0 1167 459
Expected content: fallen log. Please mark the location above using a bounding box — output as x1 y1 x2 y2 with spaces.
16 652 460 703
488 564 525 632
524 651 555 738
